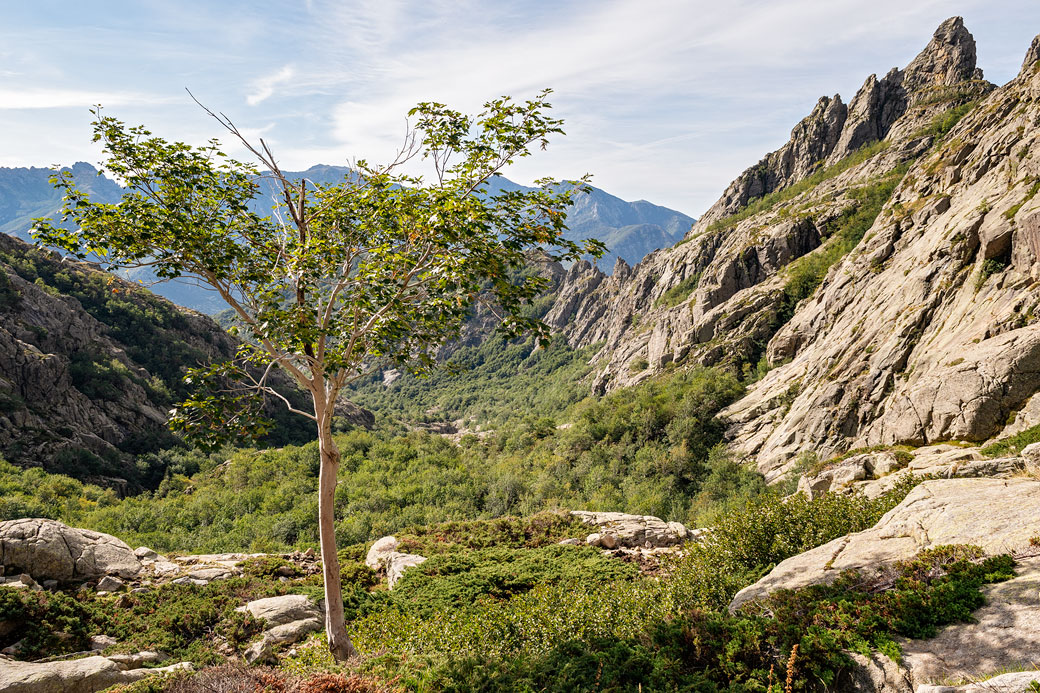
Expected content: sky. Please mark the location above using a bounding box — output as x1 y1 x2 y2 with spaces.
2 1 1040 217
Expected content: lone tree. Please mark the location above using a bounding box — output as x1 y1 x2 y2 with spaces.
33 90 602 660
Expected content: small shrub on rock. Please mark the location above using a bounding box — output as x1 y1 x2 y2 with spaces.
240 555 302 579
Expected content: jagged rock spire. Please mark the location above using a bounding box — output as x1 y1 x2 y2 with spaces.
902 16 980 91
1023 33 1040 72
695 16 989 225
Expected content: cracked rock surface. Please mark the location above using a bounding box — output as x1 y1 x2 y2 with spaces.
0 518 141 582
729 478 1040 610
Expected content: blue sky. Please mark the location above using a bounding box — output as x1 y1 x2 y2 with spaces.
2 1 1040 216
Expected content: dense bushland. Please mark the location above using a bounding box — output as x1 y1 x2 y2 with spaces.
5 364 754 552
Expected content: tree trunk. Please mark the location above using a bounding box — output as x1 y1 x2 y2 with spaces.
314 395 358 662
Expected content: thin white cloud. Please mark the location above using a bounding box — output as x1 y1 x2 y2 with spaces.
0 88 170 110
246 66 296 106
2 0 1039 215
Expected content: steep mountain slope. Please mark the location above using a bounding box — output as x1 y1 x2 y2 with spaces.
724 35 1040 479
481 175 695 272
0 234 314 489
0 165 692 312
540 18 1040 482
545 18 990 399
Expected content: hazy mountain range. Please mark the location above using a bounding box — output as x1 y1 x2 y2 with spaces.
0 163 694 313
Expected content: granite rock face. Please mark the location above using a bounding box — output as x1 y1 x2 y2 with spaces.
698 16 985 228
0 519 141 582
730 478 1040 610
723 32 1040 479
543 18 994 409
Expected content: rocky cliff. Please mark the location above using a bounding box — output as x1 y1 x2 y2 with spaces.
0 234 318 489
724 31 1040 479
543 18 1040 481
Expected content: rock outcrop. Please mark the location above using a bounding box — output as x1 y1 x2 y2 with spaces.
902 556 1040 687
0 519 140 582
697 16 986 228
723 31 1040 478
364 536 427 589
543 17 993 404
796 442 1037 499
571 510 694 548
730 478 1040 610
237 595 324 664
0 653 192 693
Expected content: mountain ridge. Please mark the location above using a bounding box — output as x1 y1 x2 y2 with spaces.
0 164 694 312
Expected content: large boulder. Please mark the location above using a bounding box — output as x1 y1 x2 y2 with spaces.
365 536 427 589
902 556 1040 686
570 511 690 548
237 594 321 627
0 519 140 582
731 478 1040 610
0 654 191 693
237 595 323 664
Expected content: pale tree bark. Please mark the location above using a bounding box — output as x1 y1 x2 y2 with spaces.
312 392 357 661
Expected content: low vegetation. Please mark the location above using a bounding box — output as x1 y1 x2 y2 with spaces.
981 422 1040 458
778 164 908 323
704 140 892 236
653 272 701 309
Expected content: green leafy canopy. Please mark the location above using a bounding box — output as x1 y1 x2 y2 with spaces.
33 90 604 447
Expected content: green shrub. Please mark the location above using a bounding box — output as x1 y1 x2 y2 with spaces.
385 545 637 618
0 588 94 658
240 554 302 579
653 273 701 309
349 544 1012 692
981 422 1040 458
341 561 378 589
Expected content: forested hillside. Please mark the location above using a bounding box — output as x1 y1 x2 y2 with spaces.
0 234 313 489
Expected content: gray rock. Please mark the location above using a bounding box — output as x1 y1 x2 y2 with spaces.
150 560 180 577
237 594 325 664
243 617 323 664
386 552 427 589
966 671 1040 692
0 655 193 693
1024 34 1040 72
237 594 322 627
365 536 399 570
187 567 231 581
95 576 125 593
731 478 1040 610
88 635 117 651
839 652 911 692
572 511 691 548
585 533 617 549
105 651 163 669
0 574 40 591
0 519 140 582
132 547 159 560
